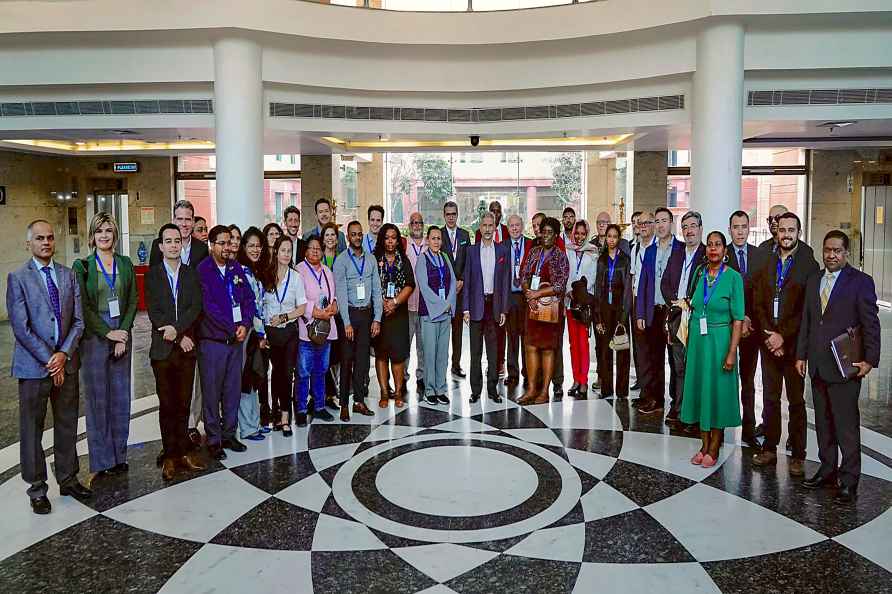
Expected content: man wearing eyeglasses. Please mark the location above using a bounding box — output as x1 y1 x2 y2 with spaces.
630 211 655 393
759 204 788 252
405 212 428 395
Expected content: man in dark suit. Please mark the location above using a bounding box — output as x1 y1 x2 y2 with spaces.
503 214 533 387
751 212 818 477
660 210 705 430
796 230 881 503
442 200 471 377
475 200 509 244
283 205 306 265
7 220 91 513
149 200 209 268
758 204 788 252
303 197 347 251
726 210 768 449
462 212 510 403
146 224 208 481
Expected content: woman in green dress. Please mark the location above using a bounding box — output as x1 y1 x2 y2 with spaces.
682 231 744 468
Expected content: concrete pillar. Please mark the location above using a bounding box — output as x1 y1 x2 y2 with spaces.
690 20 745 234
586 153 615 225
357 153 385 226
300 155 338 233
214 36 264 228
632 151 668 218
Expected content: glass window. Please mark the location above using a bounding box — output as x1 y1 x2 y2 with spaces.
176 179 217 227
265 180 301 225
264 154 301 172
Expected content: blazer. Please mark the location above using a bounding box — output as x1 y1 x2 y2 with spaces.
796 264 881 384
594 250 633 323
149 236 208 267
752 241 819 347
636 237 684 327
441 226 471 281
725 242 767 319
503 236 534 291
145 262 203 361
415 252 457 321
661 241 706 304
196 257 257 342
72 252 138 339
6 259 84 378
475 223 509 245
461 241 510 322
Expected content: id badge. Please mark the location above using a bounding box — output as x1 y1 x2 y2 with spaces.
513 265 520 282
356 284 366 301
386 282 396 299
438 288 446 300
108 298 121 318
699 317 708 335
608 291 613 305
772 297 779 319
232 305 242 323
531 275 541 290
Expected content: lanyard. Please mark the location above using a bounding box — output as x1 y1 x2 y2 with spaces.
535 248 551 276
366 235 374 253
682 250 696 277
449 229 458 257
275 269 291 305
514 240 522 265
95 253 117 296
703 264 725 307
607 254 617 286
164 262 178 311
575 251 585 277
218 266 236 305
348 250 366 277
306 262 330 300
410 241 423 258
426 251 446 289
776 255 794 290
385 255 398 279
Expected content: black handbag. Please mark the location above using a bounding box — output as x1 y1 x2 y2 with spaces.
569 277 593 326
306 268 334 346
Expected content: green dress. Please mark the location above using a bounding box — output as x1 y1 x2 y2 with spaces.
680 265 744 430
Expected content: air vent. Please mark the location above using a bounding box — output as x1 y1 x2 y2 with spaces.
0 99 213 117
269 93 685 124
748 88 892 107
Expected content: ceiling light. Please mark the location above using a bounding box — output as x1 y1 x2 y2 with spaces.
818 121 857 128
1 139 215 152
320 134 633 150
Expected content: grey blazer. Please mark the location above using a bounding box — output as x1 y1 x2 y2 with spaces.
414 252 457 321
6 260 84 379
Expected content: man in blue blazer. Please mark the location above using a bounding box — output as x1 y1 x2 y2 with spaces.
462 212 509 403
796 230 881 503
6 220 91 514
441 200 472 377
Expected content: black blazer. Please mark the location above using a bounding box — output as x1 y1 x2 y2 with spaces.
593 250 632 322
149 237 208 268
442 226 472 281
291 237 306 267
661 242 706 304
145 262 203 361
752 241 819 347
725 242 769 319
796 264 881 384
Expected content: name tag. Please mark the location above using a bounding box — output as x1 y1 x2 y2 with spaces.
356 284 366 301
699 317 708 335
438 288 446 300
513 264 520 281
386 282 396 299
108 298 120 319
608 291 613 305
531 275 541 290
773 297 780 319
232 305 242 323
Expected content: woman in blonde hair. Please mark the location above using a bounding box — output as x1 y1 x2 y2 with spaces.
73 212 137 477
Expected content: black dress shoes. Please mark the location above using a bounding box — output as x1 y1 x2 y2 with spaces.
553 388 563 401
316 409 335 422
835 484 858 504
742 434 761 450
567 384 579 398
31 496 52 515
802 474 838 490
222 438 247 453
296 413 308 427
59 480 93 501
451 367 466 378
208 445 227 460
469 394 481 403
630 382 640 391
489 393 503 404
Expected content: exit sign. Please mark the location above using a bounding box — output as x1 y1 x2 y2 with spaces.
113 162 139 173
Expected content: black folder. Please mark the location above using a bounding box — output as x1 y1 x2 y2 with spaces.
830 326 864 380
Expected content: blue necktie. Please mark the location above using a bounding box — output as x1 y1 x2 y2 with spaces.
738 248 746 276
41 266 62 347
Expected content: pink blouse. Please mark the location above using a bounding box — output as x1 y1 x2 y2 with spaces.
296 261 338 341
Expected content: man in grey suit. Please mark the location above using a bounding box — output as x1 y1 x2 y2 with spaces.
6 220 92 514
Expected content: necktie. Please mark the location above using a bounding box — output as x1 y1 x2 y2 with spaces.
513 241 520 288
41 266 62 347
820 273 833 314
738 249 746 276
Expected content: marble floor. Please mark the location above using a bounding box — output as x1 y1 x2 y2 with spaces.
0 313 891 593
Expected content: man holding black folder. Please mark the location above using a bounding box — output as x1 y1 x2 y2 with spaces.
795 230 881 503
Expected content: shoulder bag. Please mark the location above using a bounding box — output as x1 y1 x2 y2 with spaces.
306 265 333 345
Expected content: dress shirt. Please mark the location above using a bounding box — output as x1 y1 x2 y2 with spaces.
364 231 377 254
733 243 748 276
33 258 60 345
509 237 526 292
333 248 383 326
263 267 307 324
654 240 673 306
445 226 459 259
821 269 840 307
632 236 654 294
494 225 503 243
405 238 427 312
480 240 496 295
162 260 180 318
180 237 193 266
676 247 698 301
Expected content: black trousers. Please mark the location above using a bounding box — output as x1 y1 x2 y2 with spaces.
596 306 631 397
451 298 465 371
469 297 499 397
152 349 195 461
505 292 528 383
738 333 761 437
668 335 687 417
267 328 298 421
340 307 373 404
760 345 807 459
19 373 80 499
638 306 669 406
553 317 565 390
631 296 641 382
811 370 862 487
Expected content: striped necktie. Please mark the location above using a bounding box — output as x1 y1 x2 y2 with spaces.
820 273 833 314
41 266 62 347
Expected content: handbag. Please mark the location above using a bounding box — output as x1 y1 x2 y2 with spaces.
666 264 704 347
306 265 334 345
528 283 561 324
569 277 593 326
609 323 631 351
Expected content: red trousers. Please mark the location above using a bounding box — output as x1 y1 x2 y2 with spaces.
567 315 590 385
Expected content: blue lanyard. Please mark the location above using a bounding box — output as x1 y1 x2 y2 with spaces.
535 248 550 276
703 264 725 307
95 253 117 296
426 251 446 289
366 235 374 253
218 266 236 305
514 240 522 266
275 269 291 305
575 251 585 276
164 263 178 302
410 241 423 258
307 262 324 290
607 254 617 286
776 255 794 290
348 250 366 277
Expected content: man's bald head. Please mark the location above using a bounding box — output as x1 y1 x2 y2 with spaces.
596 211 611 237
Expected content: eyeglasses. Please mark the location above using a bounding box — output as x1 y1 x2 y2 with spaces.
212 241 228 246
638 221 654 226
767 216 780 223
411 220 424 225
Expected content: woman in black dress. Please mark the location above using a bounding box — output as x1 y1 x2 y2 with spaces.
373 223 416 409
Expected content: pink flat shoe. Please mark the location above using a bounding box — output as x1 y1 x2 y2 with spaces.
691 451 705 465
701 454 717 468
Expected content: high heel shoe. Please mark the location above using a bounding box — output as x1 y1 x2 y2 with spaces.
567 383 579 398
691 451 705 465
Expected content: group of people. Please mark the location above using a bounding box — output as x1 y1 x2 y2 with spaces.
7 195 880 515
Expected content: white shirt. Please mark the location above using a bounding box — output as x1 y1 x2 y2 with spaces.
632 236 655 294
822 269 840 302
654 239 674 306
181 237 193 265
566 249 597 307
494 225 503 243
509 237 526 291
162 260 180 316
676 246 699 300
480 241 496 295
446 226 458 258
263 268 308 323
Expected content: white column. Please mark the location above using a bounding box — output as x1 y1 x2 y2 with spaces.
690 20 744 234
214 36 264 228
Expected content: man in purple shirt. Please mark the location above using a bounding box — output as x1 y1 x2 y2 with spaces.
197 225 256 460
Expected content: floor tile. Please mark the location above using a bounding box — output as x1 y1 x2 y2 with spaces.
573 562 722 594
601 460 696 507
579 481 639 523
311 514 387 551
392 543 499 583
566 447 619 480
446 554 581 594
618 430 735 481
210 497 319 550
274 472 332 513
312 549 437 594
309 442 362 472
524 399 623 431
309 423 374 449
229 451 316 495
506 523 586 562
582 509 694 564
835 507 892 572
219 429 309 469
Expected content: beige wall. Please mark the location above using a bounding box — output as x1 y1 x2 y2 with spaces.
357 153 385 229
632 151 667 219
586 154 615 227
300 155 336 234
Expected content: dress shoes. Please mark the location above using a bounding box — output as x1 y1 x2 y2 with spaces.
802 473 837 490
469 394 481 404
835 484 858 504
208 445 227 461
283 425 294 437
751 450 777 467
222 438 247 452
741 433 761 450
296 413 308 427
552 388 563 401
753 424 764 438
451 367 466 378
244 432 266 441
59 480 93 501
316 409 335 422
340 405 351 422
161 458 177 481
788 458 805 477
630 382 640 391
187 428 202 449
664 412 680 426
575 385 588 400
180 454 207 471
567 384 579 398
636 401 664 415
489 393 503 404
353 402 375 416
30 496 52 515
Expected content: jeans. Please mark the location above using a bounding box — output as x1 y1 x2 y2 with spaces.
297 340 331 413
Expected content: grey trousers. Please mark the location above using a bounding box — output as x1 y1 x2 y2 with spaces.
188 371 203 429
421 316 451 397
20 374 80 498
407 310 425 382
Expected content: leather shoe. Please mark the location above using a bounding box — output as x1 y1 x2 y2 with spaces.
340 405 351 421
353 402 374 416
469 394 481 403
788 458 805 477
315 409 335 422
803 473 837 490
30 496 51 515
187 428 202 449
296 413 308 427
753 424 764 438
630 382 640 391
742 434 761 450
489 393 503 404
208 445 227 460
162 458 177 481
835 484 858 504
451 367 466 378
751 451 777 467
222 438 247 453
426 394 439 405
552 388 563 401
59 480 92 501
180 454 207 471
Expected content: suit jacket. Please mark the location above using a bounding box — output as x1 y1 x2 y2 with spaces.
636 237 683 326
441 226 472 281
475 223 509 245
461 241 510 321
661 242 706 304
502 235 534 292
6 260 84 378
288 236 306 267
196 258 257 342
149 237 208 268
752 241 819 348
725 242 767 319
796 265 881 383
145 262 204 361
72 252 138 339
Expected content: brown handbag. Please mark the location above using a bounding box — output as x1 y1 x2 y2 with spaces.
528 283 560 324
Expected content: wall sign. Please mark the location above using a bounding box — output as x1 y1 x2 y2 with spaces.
0 185 6 205
113 162 139 173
